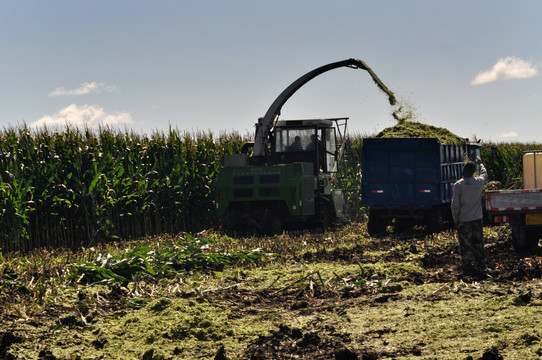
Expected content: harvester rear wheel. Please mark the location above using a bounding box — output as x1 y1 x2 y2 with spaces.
222 209 242 232
262 210 283 235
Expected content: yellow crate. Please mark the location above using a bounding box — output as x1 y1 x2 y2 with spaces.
525 213 542 225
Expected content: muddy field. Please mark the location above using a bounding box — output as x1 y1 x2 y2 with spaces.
1 223 541 359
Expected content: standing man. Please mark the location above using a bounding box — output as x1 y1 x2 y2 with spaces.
451 157 488 278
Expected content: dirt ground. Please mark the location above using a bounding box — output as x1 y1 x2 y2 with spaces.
1 225 541 359
233 228 542 360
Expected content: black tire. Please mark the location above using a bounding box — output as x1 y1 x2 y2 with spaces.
427 208 444 233
367 209 386 236
394 219 413 233
509 215 524 250
262 210 283 235
524 229 541 252
321 205 331 230
314 197 336 231
320 200 335 230
222 209 242 232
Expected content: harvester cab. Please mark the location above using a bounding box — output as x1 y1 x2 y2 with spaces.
269 118 348 175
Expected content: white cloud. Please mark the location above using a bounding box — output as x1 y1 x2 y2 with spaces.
49 82 117 97
498 131 518 138
471 57 538 85
31 104 133 128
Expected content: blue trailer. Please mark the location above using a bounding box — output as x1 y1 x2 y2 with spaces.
361 137 480 235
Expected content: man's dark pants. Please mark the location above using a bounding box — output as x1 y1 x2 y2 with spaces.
457 219 486 275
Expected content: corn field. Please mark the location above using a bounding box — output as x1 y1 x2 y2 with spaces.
480 141 542 189
0 125 539 252
0 126 245 252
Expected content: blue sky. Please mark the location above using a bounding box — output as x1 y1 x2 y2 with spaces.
1 1 541 142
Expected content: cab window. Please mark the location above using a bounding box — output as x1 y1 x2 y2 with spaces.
275 128 315 152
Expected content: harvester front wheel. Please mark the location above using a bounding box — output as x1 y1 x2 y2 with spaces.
317 198 335 231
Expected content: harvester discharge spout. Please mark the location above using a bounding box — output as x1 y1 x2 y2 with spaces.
252 58 396 159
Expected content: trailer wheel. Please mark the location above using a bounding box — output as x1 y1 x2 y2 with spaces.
509 215 524 250
427 208 444 233
367 209 386 236
524 229 541 252
394 219 413 233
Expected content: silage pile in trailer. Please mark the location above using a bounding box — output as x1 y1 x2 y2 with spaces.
374 120 466 144
367 92 466 144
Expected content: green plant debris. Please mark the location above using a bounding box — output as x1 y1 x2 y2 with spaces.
360 60 397 107
372 95 467 144
375 119 466 144
94 297 237 358
67 233 267 284
391 98 419 123
1 226 542 359
346 282 542 359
